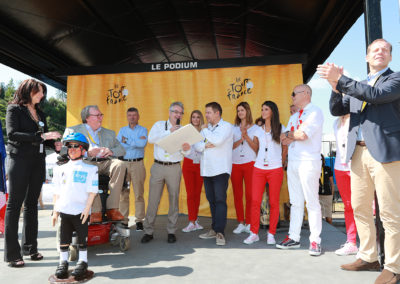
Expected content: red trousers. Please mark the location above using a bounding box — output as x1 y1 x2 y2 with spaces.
182 157 203 221
250 167 283 235
231 162 254 224
335 170 357 243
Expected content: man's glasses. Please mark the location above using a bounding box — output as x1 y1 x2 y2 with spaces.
291 90 305 97
171 110 184 115
89 113 104 118
67 144 81 149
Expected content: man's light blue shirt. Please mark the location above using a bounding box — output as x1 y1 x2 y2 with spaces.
117 125 148 159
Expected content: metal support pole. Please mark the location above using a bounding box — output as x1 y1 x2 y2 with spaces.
363 0 384 270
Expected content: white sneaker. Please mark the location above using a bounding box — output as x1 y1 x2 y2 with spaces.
233 223 247 234
182 222 197 233
244 232 259 244
245 224 251 233
267 233 276 245
195 221 203 230
335 242 358 256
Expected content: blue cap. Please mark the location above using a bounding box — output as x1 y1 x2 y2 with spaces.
63 132 89 150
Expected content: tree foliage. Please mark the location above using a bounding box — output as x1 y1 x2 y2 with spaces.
0 79 66 143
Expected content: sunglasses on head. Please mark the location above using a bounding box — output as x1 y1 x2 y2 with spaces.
67 144 81 149
292 90 305 97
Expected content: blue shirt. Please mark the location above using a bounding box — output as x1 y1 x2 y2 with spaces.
117 125 148 159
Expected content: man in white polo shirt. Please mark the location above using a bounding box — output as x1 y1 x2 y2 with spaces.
195 102 233 246
277 84 324 256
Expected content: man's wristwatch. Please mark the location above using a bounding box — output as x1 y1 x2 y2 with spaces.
285 131 289 138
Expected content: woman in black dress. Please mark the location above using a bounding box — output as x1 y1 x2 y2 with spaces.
4 79 61 267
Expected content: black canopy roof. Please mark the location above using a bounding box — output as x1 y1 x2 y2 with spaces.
0 0 363 91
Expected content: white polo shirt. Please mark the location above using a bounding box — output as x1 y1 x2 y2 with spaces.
148 120 189 162
232 124 258 164
194 118 233 177
53 160 99 215
185 148 202 164
333 118 351 171
254 125 283 170
285 103 323 161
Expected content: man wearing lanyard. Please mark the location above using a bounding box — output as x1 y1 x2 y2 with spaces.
317 39 400 284
141 102 191 244
278 84 324 256
117 107 148 231
195 102 233 246
63 105 126 223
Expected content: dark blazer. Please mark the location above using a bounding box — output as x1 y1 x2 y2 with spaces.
329 68 400 163
6 104 52 157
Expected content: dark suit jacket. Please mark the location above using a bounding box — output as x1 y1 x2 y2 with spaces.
6 104 53 157
329 68 400 163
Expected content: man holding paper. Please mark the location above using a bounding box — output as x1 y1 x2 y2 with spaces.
195 102 234 246
141 102 191 244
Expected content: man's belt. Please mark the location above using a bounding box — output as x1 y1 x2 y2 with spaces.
356 141 366 147
119 157 144 162
86 157 110 162
154 159 180 166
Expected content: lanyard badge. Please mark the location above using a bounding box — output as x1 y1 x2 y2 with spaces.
263 147 268 167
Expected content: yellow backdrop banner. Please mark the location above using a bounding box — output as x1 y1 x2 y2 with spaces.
67 64 303 219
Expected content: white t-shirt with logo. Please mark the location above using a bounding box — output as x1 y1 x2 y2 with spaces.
53 159 99 215
285 103 324 161
254 125 283 170
232 124 259 164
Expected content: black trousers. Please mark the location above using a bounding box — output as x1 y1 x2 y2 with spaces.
203 173 230 235
4 153 45 262
60 213 88 246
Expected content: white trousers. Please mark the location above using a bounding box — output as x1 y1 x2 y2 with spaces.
287 159 322 244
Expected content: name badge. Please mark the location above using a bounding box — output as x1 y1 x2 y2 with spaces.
39 144 43 153
263 148 268 167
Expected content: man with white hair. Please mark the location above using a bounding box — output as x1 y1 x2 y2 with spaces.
278 84 324 256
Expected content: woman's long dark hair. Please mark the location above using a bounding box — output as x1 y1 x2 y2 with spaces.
262 101 281 144
10 79 47 108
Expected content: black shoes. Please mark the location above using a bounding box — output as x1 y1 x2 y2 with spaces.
71 260 88 278
168 234 176 243
55 261 69 279
136 222 144 231
141 234 154 243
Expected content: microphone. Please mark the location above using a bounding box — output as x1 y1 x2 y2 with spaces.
176 118 180 126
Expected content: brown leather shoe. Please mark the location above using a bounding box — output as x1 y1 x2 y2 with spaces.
375 269 400 284
341 258 381 271
106 209 124 221
89 212 102 224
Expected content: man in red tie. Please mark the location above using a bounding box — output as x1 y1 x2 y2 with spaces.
278 84 324 256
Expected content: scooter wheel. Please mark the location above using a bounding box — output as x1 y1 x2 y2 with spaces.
119 237 130 251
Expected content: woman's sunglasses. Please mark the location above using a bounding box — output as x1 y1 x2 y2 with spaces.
67 144 81 149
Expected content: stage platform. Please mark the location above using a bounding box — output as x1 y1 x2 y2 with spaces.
0 207 379 284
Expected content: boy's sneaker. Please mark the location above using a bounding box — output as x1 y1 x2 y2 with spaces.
267 233 276 245
276 236 300 249
136 222 144 231
243 232 259 244
71 260 88 278
309 241 322 256
55 261 69 279
199 229 217 239
195 220 203 230
233 223 247 234
335 242 358 256
216 233 226 246
182 222 197 233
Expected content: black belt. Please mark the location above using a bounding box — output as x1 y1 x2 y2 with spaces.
356 141 366 147
86 157 109 162
119 157 143 162
154 159 180 166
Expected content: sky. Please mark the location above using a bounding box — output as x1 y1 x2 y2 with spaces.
0 0 399 135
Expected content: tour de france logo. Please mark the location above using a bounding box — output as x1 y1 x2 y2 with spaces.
106 84 129 105
227 77 254 101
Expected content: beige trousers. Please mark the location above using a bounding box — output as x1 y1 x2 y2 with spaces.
119 160 146 224
85 159 127 213
351 145 400 273
144 162 182 235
